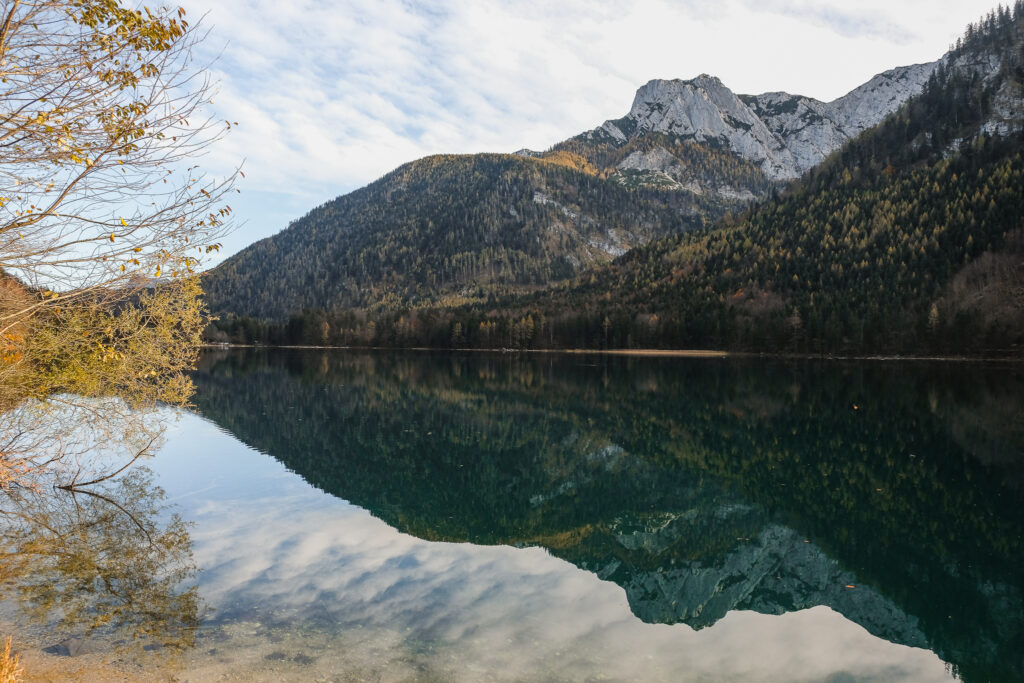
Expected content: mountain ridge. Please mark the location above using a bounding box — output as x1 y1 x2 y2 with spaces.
205 3 1024 359
204 153 708 318
573 61 937 182
205 60 939 319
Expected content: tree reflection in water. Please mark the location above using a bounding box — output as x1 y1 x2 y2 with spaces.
0 465 200 662
193 349 1024 683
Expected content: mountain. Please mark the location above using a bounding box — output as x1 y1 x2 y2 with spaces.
546 62 935 188
207 4 1024 358
233 5 1022 357
205 154 704 318
527 7 1024 356
205 58 939 320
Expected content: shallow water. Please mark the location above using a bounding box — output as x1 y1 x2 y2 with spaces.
4 349 1023 681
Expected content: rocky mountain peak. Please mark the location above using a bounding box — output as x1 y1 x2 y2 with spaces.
629 76 759 127
829 62 939 135
591 62 939 180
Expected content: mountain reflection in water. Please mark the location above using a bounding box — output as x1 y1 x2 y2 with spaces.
192 349 1024 683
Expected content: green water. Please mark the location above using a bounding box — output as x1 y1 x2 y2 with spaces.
3 349 1022 681
189 349 1024 682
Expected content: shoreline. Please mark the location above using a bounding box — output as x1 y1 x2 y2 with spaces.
200 344 1022 363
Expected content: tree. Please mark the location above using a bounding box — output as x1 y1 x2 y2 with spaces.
0 0 234 296
0 0 237 483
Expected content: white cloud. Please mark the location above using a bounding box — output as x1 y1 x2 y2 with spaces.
180 0 1001 259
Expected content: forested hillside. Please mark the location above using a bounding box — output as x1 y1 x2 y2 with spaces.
536 132 776 199
208 5 1024 356
548 133 1024 354
204 154 721 318
527 5 1024 355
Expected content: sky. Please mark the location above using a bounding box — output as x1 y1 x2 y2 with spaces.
180 0 1002 261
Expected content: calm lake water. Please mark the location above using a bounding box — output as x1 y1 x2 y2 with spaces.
3 349 1023 681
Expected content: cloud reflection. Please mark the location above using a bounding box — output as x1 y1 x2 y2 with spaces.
155 414 953 681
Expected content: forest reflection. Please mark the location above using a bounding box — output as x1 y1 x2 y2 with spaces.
194 349 1024 683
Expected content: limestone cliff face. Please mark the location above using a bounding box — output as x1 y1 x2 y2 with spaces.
585 63 938 181
943 40 1024 138
828 62 941 135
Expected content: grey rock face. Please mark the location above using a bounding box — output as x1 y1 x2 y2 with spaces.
613 522 929 649
982 77 1024 136
829 62 940 135
942 43 1024 137
608 127 759 199
589 63 939 180
617 147 683 174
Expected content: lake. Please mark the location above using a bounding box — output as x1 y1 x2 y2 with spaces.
3 349 1023 681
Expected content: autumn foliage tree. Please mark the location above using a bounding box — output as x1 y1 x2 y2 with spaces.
0 0 237 484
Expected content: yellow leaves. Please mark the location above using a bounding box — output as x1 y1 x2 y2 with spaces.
0 3 235 409
0 349 23 365
0 636 22 681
